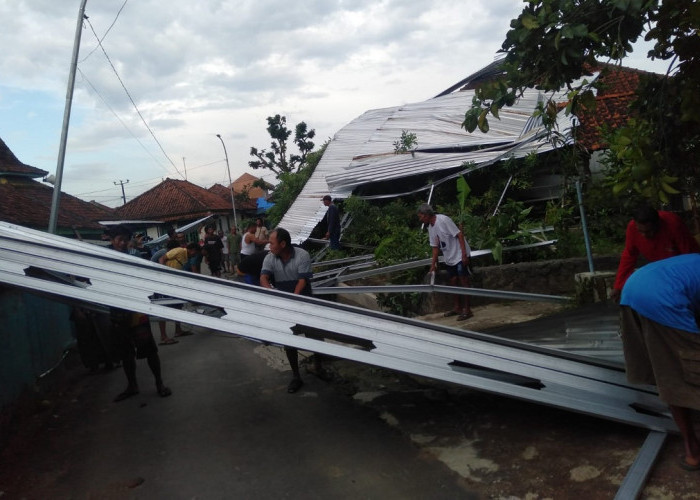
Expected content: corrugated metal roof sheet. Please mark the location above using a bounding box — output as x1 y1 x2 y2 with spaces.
279 83 576 244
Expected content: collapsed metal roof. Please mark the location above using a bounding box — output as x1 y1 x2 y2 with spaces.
279 68 588 244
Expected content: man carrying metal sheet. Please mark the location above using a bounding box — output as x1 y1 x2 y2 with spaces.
620 253 700 470
260 227 329 393
417 203 473 321
107 225 172 402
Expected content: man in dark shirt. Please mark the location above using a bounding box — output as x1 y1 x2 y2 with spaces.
323 195 341 250
107 225 172 402
202 223 224 277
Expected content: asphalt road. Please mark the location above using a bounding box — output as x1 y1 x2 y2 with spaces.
0 326 476 499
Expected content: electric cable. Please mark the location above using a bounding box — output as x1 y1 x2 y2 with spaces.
84 16 184 179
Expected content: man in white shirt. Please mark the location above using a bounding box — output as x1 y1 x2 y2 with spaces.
417 203 473 320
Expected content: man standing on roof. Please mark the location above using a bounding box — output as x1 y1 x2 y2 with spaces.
611 204 699 302
417 203 473 321
620 253 700 470
322 195 341 250
260 227 329 393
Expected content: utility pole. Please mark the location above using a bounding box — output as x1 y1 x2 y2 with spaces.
114 179 129 205
216 134 238 227
182 157 187 180
48 0 89 234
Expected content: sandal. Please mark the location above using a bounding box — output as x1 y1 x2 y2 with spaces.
680 457 700 471
157 385 172 398
114 387 139 402
443 310 459 317
159 338 179 345
457 312 474 321
287 378 303 394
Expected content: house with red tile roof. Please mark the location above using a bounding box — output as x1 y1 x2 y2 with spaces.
207 183 257 212
231 172 271 200
0 137 113 239
573 64 646 153
112 177 239 238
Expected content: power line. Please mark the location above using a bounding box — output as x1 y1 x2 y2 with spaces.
74 160 227 197
84 16 184 179
77 68 172 174
79 0 129 63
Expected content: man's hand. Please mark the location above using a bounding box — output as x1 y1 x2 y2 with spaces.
610 288 621 303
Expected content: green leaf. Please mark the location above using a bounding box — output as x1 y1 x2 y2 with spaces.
478 109 490 133
521 13 540 30
457 176 471 211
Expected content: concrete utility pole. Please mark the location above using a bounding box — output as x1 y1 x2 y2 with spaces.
114 179 129 205
216 134 237 227
48 0 88 234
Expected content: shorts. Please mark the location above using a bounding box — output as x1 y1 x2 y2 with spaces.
113 323 158 360
208 257 222 273
620 306 700 410
445 261 471 279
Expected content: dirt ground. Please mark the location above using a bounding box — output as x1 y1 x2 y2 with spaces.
292 301 700 499
3 299 699 499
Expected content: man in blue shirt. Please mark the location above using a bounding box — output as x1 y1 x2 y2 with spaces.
620 253 700 470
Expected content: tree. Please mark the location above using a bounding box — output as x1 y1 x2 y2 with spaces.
249 114 316 178
264 142 328 227
463 0 700 208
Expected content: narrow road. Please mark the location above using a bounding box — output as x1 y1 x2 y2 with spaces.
1 326 475 499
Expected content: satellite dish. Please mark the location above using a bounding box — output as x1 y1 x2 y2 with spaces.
43 175 56 185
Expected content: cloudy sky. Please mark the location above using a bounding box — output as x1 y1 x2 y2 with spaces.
0 0 668 207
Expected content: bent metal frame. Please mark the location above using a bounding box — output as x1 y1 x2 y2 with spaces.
0 222 672 498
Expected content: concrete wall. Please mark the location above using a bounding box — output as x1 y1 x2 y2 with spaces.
0 287 75 409
421 256 620 314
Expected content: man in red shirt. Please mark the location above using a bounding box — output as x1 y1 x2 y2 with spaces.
611 205 700 302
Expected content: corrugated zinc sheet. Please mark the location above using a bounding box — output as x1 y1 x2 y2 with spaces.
279 84 577 245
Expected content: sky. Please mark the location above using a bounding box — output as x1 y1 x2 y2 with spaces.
0 0 670 208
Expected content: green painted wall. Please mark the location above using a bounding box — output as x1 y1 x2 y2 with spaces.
0 287 75 408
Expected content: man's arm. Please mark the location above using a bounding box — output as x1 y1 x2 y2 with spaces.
260 273 273 288
430 246 439 273
613 221 640 297
457 231 469 265
293 278 308 295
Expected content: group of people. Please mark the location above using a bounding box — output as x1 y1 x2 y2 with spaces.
419 201 700 471
83 196 700 470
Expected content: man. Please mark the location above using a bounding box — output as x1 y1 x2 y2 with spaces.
236 250 268 286
227 226 242 268
620 253 700 470
260 228 328 393
202 223 224 277
219 230 230 273
322 195 341 250
254 217 269 251
611 204 699 302
106 225 172 401
241 222 267 260
417 203 473 321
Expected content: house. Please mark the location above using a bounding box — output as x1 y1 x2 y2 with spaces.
112 178 238 240
277 62 655 244
0 137 113 239
230 173 275 215
0 137 113 409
